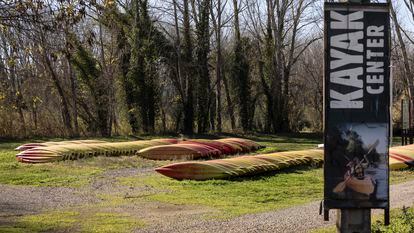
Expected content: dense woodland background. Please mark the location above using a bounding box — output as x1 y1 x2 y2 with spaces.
0 0 413 138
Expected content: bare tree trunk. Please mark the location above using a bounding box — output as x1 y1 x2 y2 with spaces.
195 0 212 133
272 0 285 132
390 3 414 100
98 20 112 137
183 0 195 135
211 0 223 132
173 0 183 95
43 51 73 136
391 3 414 127
1 36 26 136
209 88 216 131
232 0 252 131
223 73 236 130
265 0 279 133
216 57 222 132
68 57 79 137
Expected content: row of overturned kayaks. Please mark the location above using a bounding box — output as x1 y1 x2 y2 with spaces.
15 139 177 163
156 149 324 180
138 138 263 160
14 138 414 181
15 138 263 163
155 144 414 180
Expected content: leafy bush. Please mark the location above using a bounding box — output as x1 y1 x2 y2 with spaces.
372 206 414 233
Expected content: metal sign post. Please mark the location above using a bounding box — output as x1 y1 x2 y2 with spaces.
402 99 409 145
323 0 391 232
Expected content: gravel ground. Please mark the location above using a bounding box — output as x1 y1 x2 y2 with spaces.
0 168 146 218
0 186 99 217
136 180 414 233
1 170 414 233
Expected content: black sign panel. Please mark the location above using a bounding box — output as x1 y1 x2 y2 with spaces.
324 3 390 209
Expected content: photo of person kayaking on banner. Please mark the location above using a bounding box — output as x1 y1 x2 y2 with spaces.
333 139 379 196
325 123 389 201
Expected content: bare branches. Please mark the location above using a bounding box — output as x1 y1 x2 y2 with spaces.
2 0 414 136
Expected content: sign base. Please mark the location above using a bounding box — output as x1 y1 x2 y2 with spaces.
336 209 371 233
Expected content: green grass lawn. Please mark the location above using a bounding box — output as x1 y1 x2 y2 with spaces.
120 165 324 218
1 134 414 231
117 166 414 219
247 133 322 154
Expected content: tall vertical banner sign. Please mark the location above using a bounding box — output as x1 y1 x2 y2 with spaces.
324 3 390 209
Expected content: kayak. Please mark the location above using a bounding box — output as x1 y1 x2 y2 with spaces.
156 145 414 181
138 144 222 160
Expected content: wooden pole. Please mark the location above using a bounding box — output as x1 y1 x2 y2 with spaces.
410 100 413 144
402 99 406 145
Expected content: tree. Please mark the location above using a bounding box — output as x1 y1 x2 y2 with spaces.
391 2 414 103
246 0 319 133
231 0 252 131
105 0 171 134
182 0 196 134
210 0 227 132
194 0 212 133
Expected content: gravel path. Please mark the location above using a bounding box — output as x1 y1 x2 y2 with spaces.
0 185 100 227
1 169 414 233
0 186 99 217
0 168 146 219
137 180 414 233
